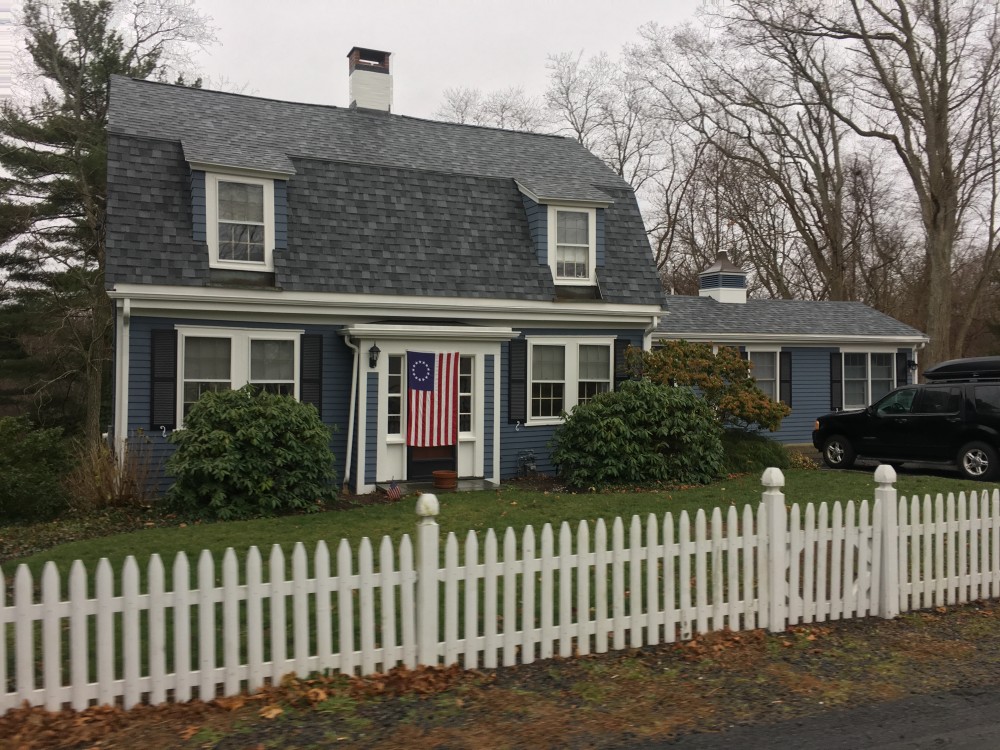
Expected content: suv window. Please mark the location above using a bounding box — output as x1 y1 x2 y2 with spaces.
974 385 1000 416
875 388 916 416
912 386 962 415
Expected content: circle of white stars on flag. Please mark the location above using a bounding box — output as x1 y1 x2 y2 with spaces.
411 360 432 384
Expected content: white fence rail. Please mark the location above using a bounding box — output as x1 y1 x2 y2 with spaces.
2 467 999 714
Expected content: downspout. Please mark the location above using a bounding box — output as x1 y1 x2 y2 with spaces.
341 334 361 491
643 312 662 350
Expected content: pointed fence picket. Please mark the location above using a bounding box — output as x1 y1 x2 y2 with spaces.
3 469 1000 715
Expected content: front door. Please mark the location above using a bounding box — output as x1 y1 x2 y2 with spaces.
407 445 457 481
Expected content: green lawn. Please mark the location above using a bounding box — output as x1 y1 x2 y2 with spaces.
3 468 993 579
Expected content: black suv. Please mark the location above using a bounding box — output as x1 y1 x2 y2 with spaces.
812 357 1000 480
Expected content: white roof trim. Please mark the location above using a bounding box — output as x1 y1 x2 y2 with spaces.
653 332 930 346
109 283 664 324
342 324 517 342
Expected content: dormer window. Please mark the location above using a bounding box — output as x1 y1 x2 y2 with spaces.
548 206 596 285
206 174 275 271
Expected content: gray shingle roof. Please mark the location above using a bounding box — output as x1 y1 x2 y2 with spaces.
656 295 927 339
106 76 663 305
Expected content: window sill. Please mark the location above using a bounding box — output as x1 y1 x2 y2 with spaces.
525 417 563 428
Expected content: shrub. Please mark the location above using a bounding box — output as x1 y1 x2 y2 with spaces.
167 386 337 520
628 340 791 432
550 379 724 488
64 432 155 512
0 416 70 521
721 429 791 474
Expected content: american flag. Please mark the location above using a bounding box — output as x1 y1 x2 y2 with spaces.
385 479 402 501
407 351 459 447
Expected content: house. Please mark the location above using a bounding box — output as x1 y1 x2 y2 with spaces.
105 48 665 493
654 252 930 443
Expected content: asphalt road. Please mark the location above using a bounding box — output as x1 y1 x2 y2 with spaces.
631 684 1000 749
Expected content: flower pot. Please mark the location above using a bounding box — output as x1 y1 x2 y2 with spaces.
432 469 458 490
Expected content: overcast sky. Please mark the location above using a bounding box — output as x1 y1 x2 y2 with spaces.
190 0 705 117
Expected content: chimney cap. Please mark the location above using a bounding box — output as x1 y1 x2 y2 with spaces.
347 47 391 72
700 251 745 275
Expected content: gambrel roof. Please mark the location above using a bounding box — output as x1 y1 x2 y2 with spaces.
105 76 664 306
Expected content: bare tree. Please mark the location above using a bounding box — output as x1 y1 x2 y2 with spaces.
435 85 548 132
546 50 664 191
714 0 1000 361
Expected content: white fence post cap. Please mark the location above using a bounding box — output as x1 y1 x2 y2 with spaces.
416 493 440 518
874 464 897 486
761 467 785 488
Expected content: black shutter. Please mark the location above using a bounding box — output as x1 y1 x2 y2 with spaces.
300 334 323 414
508 339 527 423
896 352 908 387
614 338 631 389
739 346 748 360
779 351 792 406
150 329 178 429
830 352 843 411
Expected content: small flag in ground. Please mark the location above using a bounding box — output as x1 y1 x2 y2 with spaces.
407 351 459 447
385 479 402 501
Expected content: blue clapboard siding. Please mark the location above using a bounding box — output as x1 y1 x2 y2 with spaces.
365 372 378 484
498 328 645 479
596 209 605 268
274 180 288 250
127 316 354 495
521 194 548 265
772 347 837 444
484 354 495 479
191 170 206 242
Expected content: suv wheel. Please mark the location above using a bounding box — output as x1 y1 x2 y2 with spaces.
957 441 998 481
823 435 857 470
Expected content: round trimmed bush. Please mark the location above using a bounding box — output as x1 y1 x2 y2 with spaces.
550 379 724 488
167 386 337 520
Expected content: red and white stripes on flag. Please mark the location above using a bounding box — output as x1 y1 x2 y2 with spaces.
406 351 459 447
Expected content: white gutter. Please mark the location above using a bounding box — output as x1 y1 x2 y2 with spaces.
655 332 930 347
340 334 361 491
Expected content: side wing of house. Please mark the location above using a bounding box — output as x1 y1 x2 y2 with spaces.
653 295 929 444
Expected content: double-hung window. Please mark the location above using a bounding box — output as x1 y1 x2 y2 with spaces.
206 174 275 271
528 338 614 423
747 350 777 401
842 352 895 409
547 207 597 285
177 327 301 420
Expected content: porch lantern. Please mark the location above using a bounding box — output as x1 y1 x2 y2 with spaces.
368 342 381 368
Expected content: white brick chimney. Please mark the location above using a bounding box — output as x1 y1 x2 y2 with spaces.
348 47 392 112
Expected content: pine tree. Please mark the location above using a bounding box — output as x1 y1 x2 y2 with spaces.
0 0 212 439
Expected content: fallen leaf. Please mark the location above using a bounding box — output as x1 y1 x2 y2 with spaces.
180 725 200 740
259 705 283 720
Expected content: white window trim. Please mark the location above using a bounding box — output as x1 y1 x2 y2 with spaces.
841 349 897 410
527 336 614 426
206 173 276 272
547 206 597 286
175 325 302 425
745 347 781 403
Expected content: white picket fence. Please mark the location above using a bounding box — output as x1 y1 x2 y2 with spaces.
2 466 999 714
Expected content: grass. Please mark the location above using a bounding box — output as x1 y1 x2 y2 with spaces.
2 468 991 579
